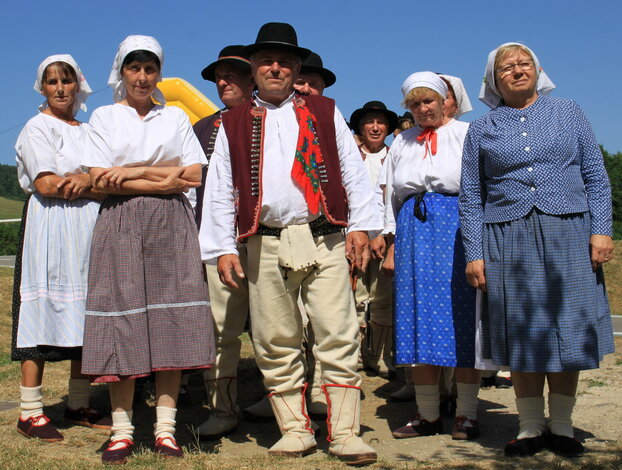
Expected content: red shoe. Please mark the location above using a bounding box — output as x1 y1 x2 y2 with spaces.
17 415 64 442
65 406 112 430
155 436 183 458
391 415 443 439
102 439 134 465
451 416 480 440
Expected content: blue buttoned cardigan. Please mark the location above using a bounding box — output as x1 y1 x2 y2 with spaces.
459 95 612 263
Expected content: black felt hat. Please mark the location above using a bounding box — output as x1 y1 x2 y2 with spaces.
349 101 398 135
243 22 311 59
201 45 251 82
300 52 336 87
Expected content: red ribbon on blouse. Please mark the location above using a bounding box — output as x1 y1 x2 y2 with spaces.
416 127 438 159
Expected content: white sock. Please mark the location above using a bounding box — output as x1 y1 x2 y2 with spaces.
414 384 439 422
516 396 546 439
548 393 576 438
154 406 177 440
111 410 134 443
456 382 480 420
20 385 43 420
67 378 90 410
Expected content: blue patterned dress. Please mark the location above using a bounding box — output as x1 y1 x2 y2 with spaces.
385 120 476 367
459 95 614 372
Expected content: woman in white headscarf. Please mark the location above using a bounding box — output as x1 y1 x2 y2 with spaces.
375 71 481 442
459 42 614 457
13 55 110 443
80 35 215 464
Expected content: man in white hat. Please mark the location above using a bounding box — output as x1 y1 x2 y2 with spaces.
200 22 380 466
193 45 254 439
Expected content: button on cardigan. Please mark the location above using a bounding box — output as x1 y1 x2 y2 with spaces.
459 95 612 263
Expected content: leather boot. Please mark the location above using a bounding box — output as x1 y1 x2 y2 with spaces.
197 376 238 439
267 387 317 457
324 384 377 466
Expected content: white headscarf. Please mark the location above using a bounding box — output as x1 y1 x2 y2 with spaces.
34 54 92 116
401 71 447 100
108 35 166 104
439 74 472 118
479 42 555 109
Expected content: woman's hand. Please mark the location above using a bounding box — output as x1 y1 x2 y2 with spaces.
371 235 387 260
56 173 92 200
95 166 144 189
381 243 395 277
590 234 614 271
466 259 486 291
158 167 201 194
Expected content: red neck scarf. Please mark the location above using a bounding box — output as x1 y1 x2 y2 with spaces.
416 127 438 159
292 97 324 214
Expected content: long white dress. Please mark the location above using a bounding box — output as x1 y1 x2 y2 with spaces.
14 112 100 352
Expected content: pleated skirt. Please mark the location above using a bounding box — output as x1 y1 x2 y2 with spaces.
394 193 477 367
81 194 215 382
480 209 614 372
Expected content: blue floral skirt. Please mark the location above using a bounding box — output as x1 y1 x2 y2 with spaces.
394 193 476 367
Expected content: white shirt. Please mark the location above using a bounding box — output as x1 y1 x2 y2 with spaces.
16 113 90 194
83 103 207 168
361 146 388 187
384 119 469 234
200 92 382 261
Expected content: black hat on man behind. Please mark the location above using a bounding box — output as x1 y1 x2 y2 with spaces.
349 101 399 135
243 22 311 59
201 45 251 82
300 52 336 88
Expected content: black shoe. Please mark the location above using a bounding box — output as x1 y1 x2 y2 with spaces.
546 433 584 457
504 435 546 457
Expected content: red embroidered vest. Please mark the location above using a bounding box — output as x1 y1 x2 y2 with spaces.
222 94 348 241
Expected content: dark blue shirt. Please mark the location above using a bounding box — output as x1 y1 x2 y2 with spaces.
459 95 612 262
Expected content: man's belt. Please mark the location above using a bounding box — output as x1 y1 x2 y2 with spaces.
256 216 343 238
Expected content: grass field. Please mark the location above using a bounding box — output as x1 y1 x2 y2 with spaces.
0 196 24 220
0 242 621 469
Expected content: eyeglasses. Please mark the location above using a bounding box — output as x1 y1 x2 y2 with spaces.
497 61 534 78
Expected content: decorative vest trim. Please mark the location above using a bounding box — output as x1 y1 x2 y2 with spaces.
193 111 222 229
222 94 348 241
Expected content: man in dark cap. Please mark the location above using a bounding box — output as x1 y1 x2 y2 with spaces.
199 22 379 465
293 51 336 96
193 45 254 439
349 101 398 378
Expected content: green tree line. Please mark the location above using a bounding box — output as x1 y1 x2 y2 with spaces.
0 148 621 256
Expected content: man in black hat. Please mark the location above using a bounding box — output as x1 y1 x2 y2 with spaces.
193 45 254 439
349 101 398 378
293 51 336 96
200 22 379 466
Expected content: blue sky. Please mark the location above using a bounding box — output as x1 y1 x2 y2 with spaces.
1 1 620 165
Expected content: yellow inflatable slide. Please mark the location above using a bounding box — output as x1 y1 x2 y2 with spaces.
157 77 219 124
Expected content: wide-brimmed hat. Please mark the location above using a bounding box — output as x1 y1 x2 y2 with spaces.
201 45 251 82
300 52 336 87
349 101 398 135
243 22 311 59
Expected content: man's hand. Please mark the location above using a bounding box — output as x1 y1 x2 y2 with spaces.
345 231 370 273
371 235 386 260
465 259 486 291
590 234 614 271
217 254 245 288
381 243 395 277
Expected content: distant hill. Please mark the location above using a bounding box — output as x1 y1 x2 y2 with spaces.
0 164 25 201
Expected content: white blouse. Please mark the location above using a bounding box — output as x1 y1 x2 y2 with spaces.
383 119 469 234
16 113 90 194
83 103 207 168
